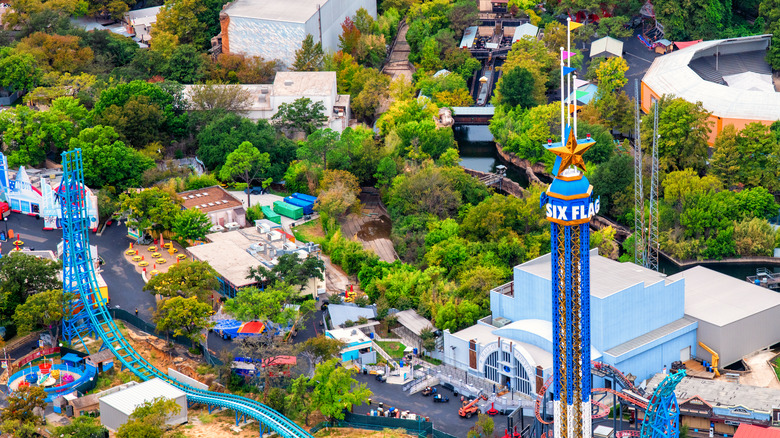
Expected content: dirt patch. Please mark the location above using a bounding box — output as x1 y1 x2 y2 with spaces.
294 219 326 242
178 408 259 438
314 427 415 438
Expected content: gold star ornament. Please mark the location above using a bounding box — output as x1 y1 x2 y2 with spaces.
549 126 595 177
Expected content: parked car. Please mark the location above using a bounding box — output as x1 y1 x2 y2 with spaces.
245 186 265 195
421 386 437 396
433 394 449 403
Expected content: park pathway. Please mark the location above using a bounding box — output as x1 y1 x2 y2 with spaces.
382 20 415 82
340 188 399 263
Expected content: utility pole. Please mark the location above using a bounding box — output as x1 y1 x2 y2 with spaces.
634 80 646 267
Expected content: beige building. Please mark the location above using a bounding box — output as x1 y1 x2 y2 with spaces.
177 186 246 228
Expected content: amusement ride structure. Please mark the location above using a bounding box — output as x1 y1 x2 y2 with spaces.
58 150 314 438
534 19 684 438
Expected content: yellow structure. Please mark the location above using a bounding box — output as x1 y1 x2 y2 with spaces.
697 341 720 377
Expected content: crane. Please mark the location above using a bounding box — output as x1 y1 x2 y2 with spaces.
698 342 721 377
459 394 487 418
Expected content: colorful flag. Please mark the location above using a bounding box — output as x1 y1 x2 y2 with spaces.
562 51 576 60
563 66 576 76
569 21 584 30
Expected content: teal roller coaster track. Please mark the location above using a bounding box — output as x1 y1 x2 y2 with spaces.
59 150 314 438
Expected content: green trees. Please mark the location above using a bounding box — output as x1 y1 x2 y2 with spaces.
70 125 155 189
171 209 212 242
293 34 325 71
0 253 62 322
53 415 108 438
711 122 780 191
154 296 214 344
489 103 559 164
116 397 182 438
272 98 328 136
13 289 75 343
248 253 325 292
0 386 47 437
143 260 219 302
496 67 537 109
309 358 372 420
298 129 341 169
642 97 712 174
417 72 473 107
120 187 182 233
220 141 271 205
196 114 295 181
594 57 629 95
0 97 88 167
0 47 42 92
225 283 313 326
187 83 253 112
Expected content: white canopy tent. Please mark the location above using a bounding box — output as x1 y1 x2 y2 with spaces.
590 36 624 58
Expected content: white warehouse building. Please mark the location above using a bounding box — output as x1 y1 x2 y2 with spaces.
99 379 187 431
215 0 377 67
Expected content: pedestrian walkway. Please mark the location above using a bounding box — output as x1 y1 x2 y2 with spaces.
382 20 415 82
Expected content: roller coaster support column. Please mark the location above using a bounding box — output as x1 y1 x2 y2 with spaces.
540 124 597 438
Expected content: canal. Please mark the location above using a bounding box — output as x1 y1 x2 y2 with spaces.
455 124 530 187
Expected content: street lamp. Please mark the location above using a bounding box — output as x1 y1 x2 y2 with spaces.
2 217 7 242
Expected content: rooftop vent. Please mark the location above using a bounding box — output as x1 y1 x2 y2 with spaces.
201 204 208 208
195 194 202 197
260 87 269 94
208 202 215 206
202 192 209 196
284 80 294 86
258 95 266 103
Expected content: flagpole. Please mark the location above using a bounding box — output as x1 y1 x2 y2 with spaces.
560 47 565 144
566 17 572 130
574 73 578 138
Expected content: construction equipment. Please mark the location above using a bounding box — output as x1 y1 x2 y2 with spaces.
698 342 721 377
459 394 487 418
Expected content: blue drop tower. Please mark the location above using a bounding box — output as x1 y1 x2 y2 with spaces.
540 125 598 438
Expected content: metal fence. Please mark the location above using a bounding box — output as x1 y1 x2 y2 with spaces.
309 413 459 438
107 308 223 366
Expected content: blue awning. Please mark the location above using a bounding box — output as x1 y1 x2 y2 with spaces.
61 353 84 363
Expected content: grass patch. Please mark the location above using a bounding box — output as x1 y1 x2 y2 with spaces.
199 413 216 424
293 218 325 244
89 369 141 394
196 364 215 376
420 356 442 366
773 357 780 381
375 341 407 360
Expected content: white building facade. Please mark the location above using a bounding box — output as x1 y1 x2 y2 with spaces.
216 0 377 67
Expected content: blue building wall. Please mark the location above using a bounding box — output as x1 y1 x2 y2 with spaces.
492 261 688 354
604 326 697 384
592 278 686 352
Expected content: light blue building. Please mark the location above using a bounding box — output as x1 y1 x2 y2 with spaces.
443 249 698 397
326 328 375 363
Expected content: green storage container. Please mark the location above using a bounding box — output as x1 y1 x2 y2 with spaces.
261 205 281 224
273 201 303 220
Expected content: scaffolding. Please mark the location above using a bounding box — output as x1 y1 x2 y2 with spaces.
634 80 646 267
647 103 659 271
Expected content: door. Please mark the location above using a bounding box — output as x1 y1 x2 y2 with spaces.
680 346 691 362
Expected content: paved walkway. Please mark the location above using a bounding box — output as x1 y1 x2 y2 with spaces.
382 20 415 82
740 351 780 389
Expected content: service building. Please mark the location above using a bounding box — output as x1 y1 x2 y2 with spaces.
99 379 187 431
214 0 376 67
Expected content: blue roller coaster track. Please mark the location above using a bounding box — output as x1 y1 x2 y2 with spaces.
59 150 314 438
640 370 686 438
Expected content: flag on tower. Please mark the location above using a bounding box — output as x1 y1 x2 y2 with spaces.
563 66 576 76
569 21 584 30
562 50 576 60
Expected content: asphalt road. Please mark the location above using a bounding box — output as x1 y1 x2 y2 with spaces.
5 214 324 360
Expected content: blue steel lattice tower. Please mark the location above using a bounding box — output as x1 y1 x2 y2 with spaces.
539 18 600 438
540 127 598 438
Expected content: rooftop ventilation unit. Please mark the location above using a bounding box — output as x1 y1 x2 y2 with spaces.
195 194 202 197
260 87 269 94
208 202 215 206
284 80 294 86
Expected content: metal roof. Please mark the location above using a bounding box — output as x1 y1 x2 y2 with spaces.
669 266 780 327
393 309 434 336
187 240 260 288
223 0 324 21
100 378 186 416
451 323 555 370
642 34 780 120
327 304 376 327
512 23 538 44
460 26 477 49
604 317 696 358
451 106 495 116
519 251 670 299
645 373 780 412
